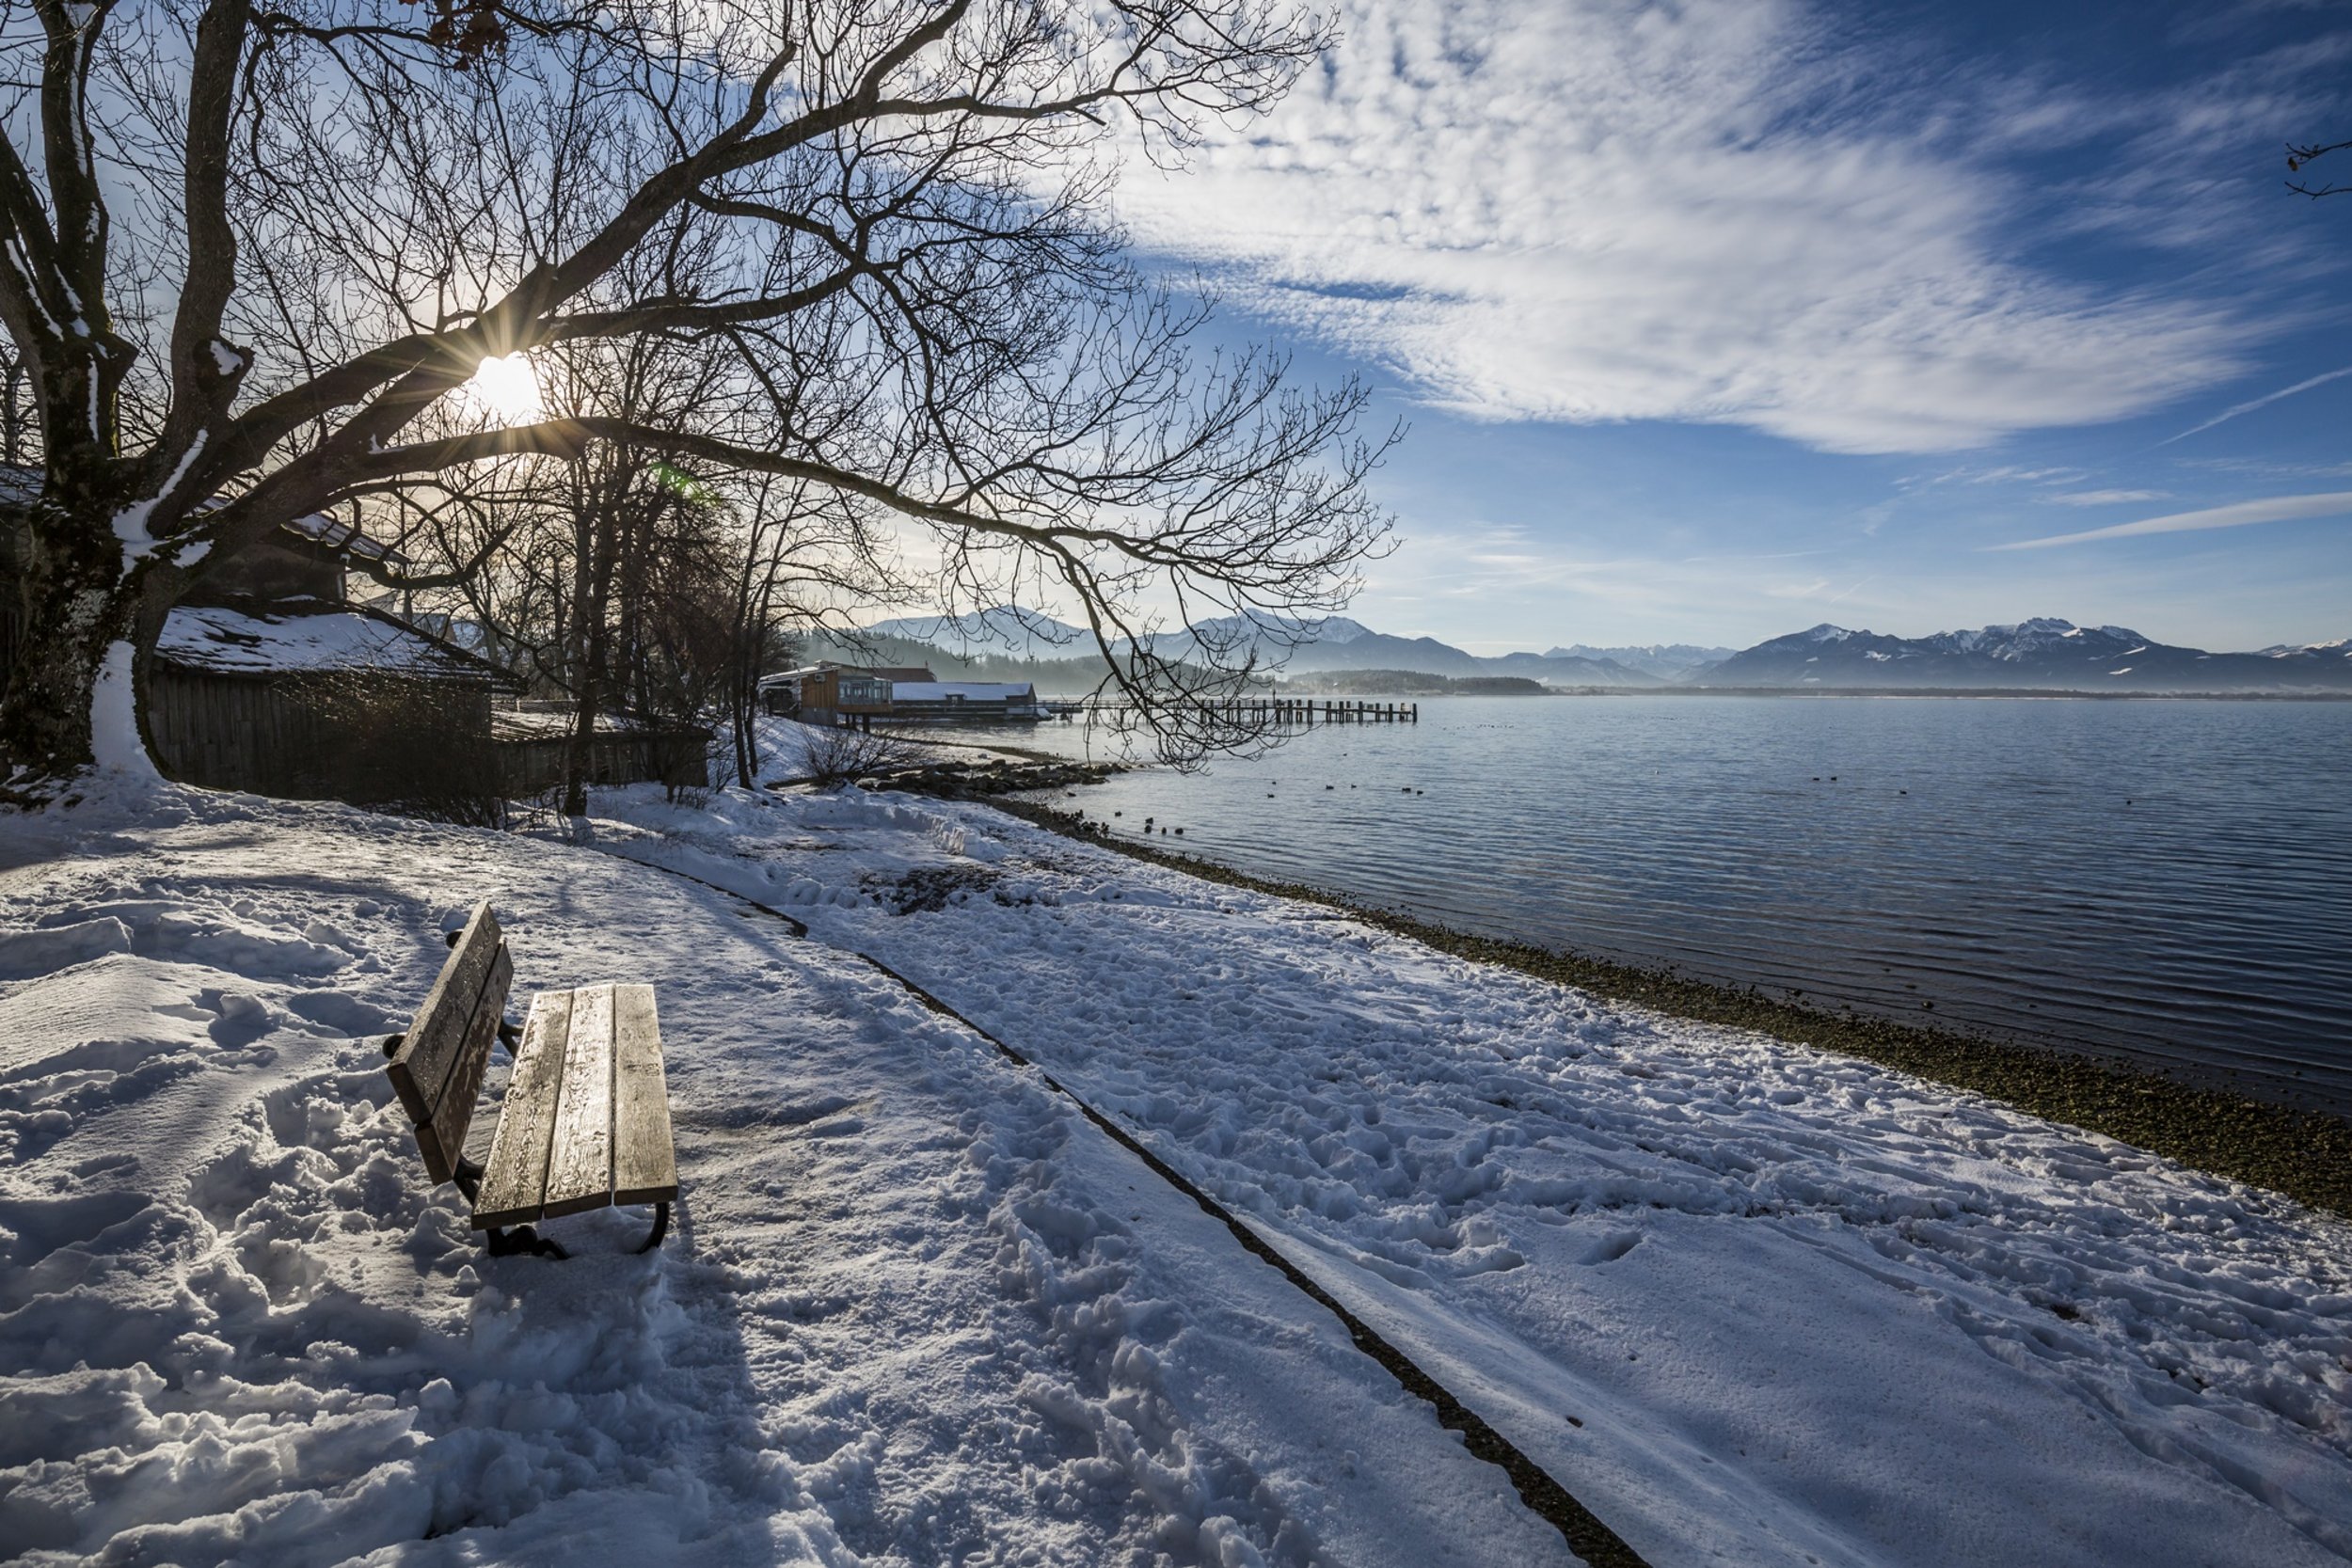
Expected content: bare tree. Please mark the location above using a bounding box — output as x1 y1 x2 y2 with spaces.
2288 138 2352 198
716 472 890 788
0 0 1391 792
0 339 28 467
391 345 898 803
532 336 735 814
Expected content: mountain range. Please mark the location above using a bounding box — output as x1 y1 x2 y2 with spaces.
1547 642 1740 680
850 610 2352 693
857 610 1702 683
1703 619 2352 690
861 608 1092 661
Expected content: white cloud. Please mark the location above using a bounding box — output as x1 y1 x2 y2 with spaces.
1118 0 2249 454
1350 519 1887 641
1904 466 2089 489
1991 491 2352 549
2042 488 2170 506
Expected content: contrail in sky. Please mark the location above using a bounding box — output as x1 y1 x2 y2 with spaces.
1990 492 2352 550
2162 365 2352 444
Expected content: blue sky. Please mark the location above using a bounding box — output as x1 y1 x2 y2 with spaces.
1112 0 2352 653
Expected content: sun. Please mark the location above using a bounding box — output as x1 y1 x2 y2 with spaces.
459 353 544 423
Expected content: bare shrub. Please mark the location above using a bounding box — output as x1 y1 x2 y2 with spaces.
787 725 930 790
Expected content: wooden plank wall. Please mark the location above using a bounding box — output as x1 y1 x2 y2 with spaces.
147 665 706 801
150 670 314 793
149 668 497 799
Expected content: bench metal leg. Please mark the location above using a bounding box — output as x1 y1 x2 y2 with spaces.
456 1160 662 1259
485 1224 568 1259
454 1158 569 1259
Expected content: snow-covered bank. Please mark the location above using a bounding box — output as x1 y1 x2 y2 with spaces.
0 784 1570 1566
7 776 2350 1566
598 782 2352 1567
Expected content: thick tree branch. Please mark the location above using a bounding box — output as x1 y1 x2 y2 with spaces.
161 0 257 464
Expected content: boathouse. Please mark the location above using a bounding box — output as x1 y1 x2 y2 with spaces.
148 597 511 799
884 679 1044 723
144 509 520 804
758 663 914 724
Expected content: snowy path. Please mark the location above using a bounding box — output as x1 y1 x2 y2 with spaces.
0 786 1574 1566
597 783 2352 1567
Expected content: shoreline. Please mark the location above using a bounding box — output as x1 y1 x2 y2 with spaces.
1000 687 2352 703
992 796 2352 1218
1279 686 2352 702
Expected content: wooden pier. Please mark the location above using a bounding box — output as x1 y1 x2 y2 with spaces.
1054 697 1418 727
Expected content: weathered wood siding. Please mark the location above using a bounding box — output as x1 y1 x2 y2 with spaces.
148 665 496 800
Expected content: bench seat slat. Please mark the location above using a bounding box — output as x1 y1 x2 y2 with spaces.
612 985 678 1208
541 983 616 1218
472 990 575 1229
386 904 503 1126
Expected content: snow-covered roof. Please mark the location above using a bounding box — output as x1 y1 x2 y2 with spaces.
888 681 1038 702
280 509 398 562
156 603 491 679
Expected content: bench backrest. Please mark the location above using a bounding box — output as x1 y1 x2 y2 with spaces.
385 902 513 1184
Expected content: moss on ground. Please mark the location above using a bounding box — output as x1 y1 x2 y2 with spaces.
995 799 2352 1219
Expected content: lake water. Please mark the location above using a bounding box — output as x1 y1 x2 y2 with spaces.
928 695 2352 1114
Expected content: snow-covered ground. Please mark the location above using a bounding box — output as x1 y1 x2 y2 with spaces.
5 775 2349 1566
0 782 1566 1567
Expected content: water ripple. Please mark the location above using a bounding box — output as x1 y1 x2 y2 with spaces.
964 695 2352 1114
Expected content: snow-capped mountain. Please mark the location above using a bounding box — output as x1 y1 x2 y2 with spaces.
847 610 2351 692
1546 642 1737 680
1700 620 2352 690
1940 617 2142 660
859 607 1090 659
1137 610 1374 658
860 608 1661 684
1136 614 1659 683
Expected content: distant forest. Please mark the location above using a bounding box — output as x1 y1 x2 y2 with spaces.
802 631 1121 691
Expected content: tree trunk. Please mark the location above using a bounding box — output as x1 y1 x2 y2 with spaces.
731 649 757 790
562 657 600 816
561 483 619 818
726 542 771 791
0 490 169 785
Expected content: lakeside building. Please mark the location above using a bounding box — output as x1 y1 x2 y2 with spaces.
0 467 702 799
884 679 1045 723
760 664 908 726
141 516 519 800
757 663 1046 725
149 526 707 800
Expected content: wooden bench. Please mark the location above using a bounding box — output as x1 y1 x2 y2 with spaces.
382 902 677 1258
